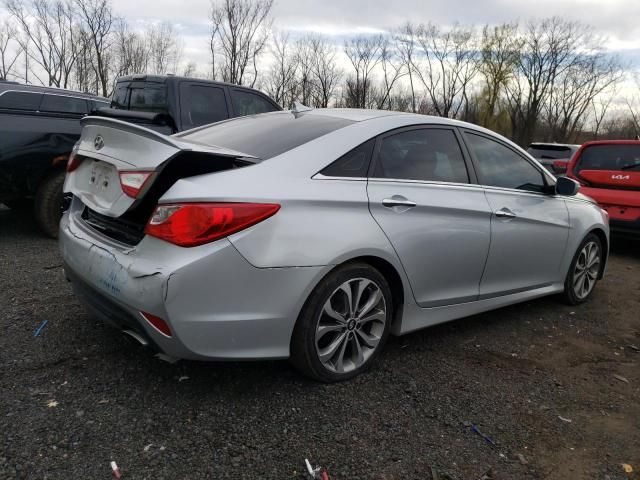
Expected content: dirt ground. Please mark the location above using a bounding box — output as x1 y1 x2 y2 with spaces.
1 204 639 480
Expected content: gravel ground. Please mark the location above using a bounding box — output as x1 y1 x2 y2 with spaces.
1 204 639 480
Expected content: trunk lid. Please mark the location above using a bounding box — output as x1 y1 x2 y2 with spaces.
64 116 254 218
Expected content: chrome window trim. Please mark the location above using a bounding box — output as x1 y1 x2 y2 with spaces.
312 173 367 181
0 89 93 101
368 178 484 191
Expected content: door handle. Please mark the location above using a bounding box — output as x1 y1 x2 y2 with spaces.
382 198 417 208
495 208 516 218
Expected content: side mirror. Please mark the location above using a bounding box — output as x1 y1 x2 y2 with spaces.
556 176 580 196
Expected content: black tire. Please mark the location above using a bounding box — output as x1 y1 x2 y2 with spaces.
562 233 603 305
34 170 65 238
290 262 393 382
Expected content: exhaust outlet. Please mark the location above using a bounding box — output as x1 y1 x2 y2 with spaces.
122 329 149 347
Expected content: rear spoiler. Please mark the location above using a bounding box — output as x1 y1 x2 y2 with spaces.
79 116 257 159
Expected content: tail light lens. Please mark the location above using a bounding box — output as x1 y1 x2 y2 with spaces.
553 160 568 174
119 171 153 198
66 151 84 172
145 202 280 247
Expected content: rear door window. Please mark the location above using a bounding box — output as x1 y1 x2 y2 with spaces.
372 128 469 183
39 94 89 114
0 91 43 110
179 83 229 129
230 90 278 116
575 144 640 173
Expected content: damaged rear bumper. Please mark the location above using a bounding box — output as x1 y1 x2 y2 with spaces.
59 204 328 360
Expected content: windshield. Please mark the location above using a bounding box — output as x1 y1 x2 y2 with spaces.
527 145 576 160
576 144 640 172
180 112 354 159
110 81 168 113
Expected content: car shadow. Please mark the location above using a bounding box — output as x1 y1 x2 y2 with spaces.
609 233 640 260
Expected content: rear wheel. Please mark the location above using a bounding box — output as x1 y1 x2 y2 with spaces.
563 233 602 305
290 263 393 382
34 170 65 238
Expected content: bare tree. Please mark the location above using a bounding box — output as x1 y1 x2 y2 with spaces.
375 36 406 109
74 0 114 96
343 35 385 108
0 19 22 80
477 22 521 129
110 19 147 78
145 21 183 75
543 47 622 142
6 0 79 87
506 17 588 146
264 30 297 107
591 89 615 139
394 22 418 112
310 35 341 108
413 23 479 118
209 0 273 86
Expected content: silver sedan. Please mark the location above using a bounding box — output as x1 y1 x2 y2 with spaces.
60 108 609 382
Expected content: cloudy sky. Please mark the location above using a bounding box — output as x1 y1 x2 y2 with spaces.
110 0 640 51
103 0 640 71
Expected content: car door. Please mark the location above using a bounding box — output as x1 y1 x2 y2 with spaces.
367 126 492 307
462 131 570 298
178 82 230 130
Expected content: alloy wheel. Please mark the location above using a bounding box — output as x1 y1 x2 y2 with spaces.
315 278 387 374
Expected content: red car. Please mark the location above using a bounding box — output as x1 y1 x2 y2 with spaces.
567 140 640 234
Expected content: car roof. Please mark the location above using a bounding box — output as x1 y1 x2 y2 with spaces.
580 140 640 146
0 82 109 100
116 74 261 91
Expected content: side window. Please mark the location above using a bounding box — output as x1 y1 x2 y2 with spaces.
320 139 375 178
0 91 43 110
372 128 469 183
230 90 277 116
464 132 545 192
39 95 89 114
111 84 129 109
180 84 229 129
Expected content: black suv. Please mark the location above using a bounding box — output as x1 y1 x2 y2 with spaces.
103 74 281 133
0 81 110 236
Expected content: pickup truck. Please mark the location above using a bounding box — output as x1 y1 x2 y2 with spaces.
0 76 281 237
95 74 282 133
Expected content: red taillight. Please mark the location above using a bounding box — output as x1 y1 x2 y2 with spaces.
119 171 153 198
66 152 83 172
553 160 568 174
144 202 280 247
140 311 172 337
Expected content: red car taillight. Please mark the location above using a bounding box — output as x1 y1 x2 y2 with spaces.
119 171 153 198
553 160 568 174
144 202 280 247
66 152 83 172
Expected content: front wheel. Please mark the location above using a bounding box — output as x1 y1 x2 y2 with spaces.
562 233 603 305
290 263 393 382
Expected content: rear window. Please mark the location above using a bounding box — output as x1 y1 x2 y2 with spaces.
527 145 576 160
111 82 168 113
180 112 354 159
576 144 640 172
